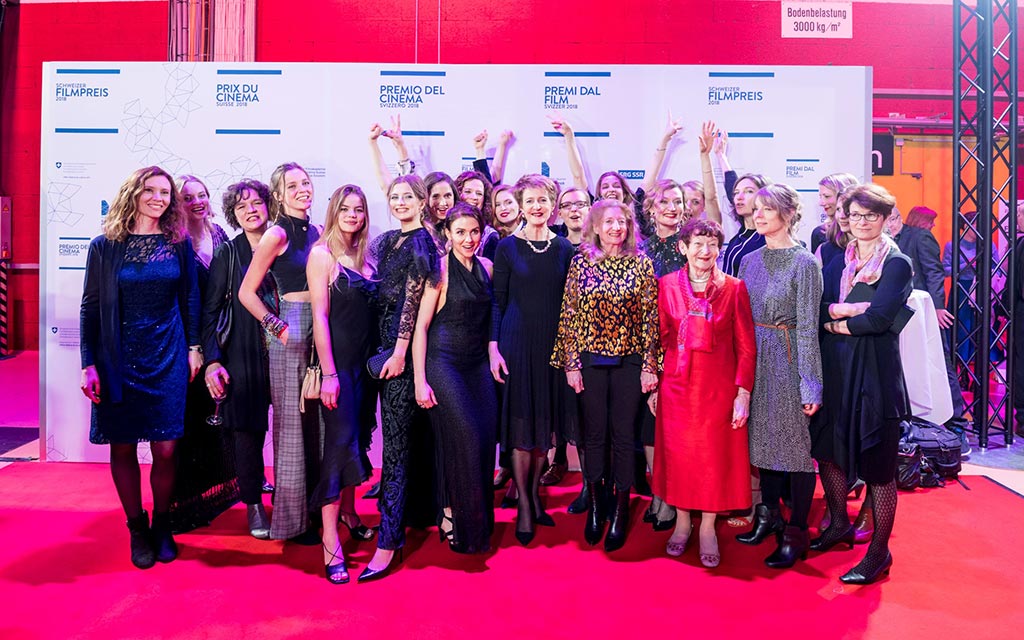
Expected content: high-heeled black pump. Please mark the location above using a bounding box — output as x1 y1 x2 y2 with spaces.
809 525 856 552
515 502 535 546
323 543 349 585
357 548 403 583
339 511 376 541
840 552 892 585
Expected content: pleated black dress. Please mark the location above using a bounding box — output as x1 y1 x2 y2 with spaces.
492 234 578 450
425 254 498 553
310 267 377 509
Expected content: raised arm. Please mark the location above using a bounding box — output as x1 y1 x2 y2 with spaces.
491 130 514 185
549 115 588 192
698 121 723 223
639 112 682 194
239 225 287 342
369 123 394 194
713 132 737 208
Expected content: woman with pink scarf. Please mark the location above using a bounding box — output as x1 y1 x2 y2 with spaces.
650 218 757 567
812 183 912 585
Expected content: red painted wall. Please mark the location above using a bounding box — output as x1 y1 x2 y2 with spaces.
2 0 1016 350
1 1 167 350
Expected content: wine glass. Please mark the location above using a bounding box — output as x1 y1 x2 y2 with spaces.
206 393 226 426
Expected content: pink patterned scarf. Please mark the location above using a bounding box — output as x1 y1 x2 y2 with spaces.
675 266 727 380
840 234 900 302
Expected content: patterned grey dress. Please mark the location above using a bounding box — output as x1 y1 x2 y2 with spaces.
738 245 823 473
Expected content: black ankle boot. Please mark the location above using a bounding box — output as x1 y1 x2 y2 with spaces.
150 512 179 563
736 504 784 545
567 483 590 515
765 525 809 569
604 488 631 552
583 481 606 546
126 511 155 569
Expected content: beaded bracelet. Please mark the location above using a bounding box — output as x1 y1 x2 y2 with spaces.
260 312 288 339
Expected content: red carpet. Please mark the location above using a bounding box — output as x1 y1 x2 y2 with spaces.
0 463 1020 640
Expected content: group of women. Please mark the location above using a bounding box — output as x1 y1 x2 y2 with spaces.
80 117 910 587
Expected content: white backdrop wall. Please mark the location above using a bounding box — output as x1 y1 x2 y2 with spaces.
40 62 872 463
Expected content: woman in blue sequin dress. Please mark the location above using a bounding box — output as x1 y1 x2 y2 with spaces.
80 166 203 569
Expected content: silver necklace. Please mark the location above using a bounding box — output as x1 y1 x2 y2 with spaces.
688 270 711 283
522 233 553 254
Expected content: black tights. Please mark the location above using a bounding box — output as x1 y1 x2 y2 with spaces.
511 448 545 533
759 468 815 529
819 461 896 573
110 441 177 518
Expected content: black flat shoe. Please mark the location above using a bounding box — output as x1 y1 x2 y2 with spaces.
809 525 856 552
358 548 403 583
247 504 271 540
262 480 275 494
363 482 381 499
840 552 893 585
126 511 156 570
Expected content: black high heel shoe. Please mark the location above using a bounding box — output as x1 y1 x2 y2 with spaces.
339 511 376 541
809 525 856 552
357 548 403 583
840 552 892 585
323 543 349 585
534 503 555 528
515 502 535 546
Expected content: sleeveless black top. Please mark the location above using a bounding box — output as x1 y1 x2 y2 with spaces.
270 214 320 295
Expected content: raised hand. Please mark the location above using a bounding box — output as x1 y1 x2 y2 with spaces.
499 130 515 146
698 120 719 154
369 123 385 141
384 114 404 145
473 129 488 153
712 130 729 157
662 110 683 144
547 114 574 137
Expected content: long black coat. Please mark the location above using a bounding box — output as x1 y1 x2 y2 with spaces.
201 233 275 432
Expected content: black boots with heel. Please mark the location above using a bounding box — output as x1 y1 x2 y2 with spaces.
736 504 784 545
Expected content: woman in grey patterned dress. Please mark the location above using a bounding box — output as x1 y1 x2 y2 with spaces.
736 184 823 569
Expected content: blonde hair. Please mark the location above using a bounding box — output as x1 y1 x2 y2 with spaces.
818 172 860 195
318 184 370 272
513 174 559 208
269 162 310 218
753 183 803 239
642 179 685 218
579 199 640 261
103 166 186 243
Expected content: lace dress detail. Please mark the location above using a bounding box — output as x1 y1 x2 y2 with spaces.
90 234 190 444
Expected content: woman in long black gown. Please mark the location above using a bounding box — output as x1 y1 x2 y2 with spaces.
361 174 440 582
308 184 378 584
812 184 912 584
170 174 239 533
413 203 498 554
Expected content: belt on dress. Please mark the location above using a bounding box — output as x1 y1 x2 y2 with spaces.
755 322 796 363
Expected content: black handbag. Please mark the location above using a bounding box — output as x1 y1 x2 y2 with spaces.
215 242 236 349
367 346 396 380
907 419 962 479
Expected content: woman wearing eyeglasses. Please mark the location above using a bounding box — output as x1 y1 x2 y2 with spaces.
812 184 911 585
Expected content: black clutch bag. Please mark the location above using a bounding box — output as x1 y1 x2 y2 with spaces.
846 282 915 334
367 347 396 380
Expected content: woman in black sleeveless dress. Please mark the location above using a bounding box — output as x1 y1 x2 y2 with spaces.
413 204 498 554
308 185 378 584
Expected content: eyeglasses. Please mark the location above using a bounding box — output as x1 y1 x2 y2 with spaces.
559 201 589 211
848 212 882 222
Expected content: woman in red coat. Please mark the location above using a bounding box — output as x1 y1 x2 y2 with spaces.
651 218 757 567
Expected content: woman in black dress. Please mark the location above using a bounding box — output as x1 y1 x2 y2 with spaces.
812 184 911 584
491 174 577 545
720 173 773 278
413 203 498 554
169 175 239 533
80 166 202 569
307 184 378 584
239 162 322 544
361 174 440 582
201 179 276 539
